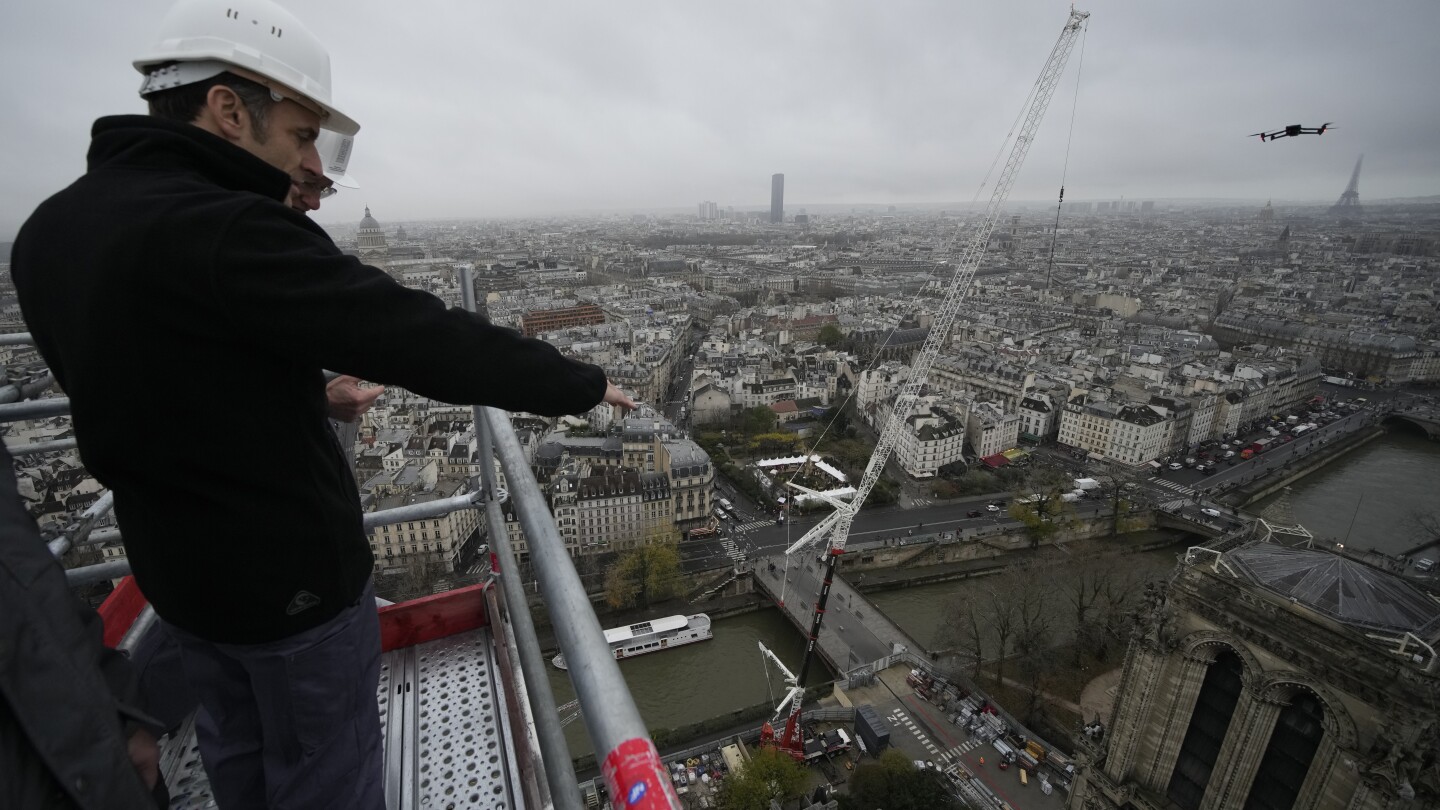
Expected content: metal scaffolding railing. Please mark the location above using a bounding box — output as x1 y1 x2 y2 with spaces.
460 265 679 810
2 322 679 808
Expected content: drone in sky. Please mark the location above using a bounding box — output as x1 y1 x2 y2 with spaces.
1250 122 1335 142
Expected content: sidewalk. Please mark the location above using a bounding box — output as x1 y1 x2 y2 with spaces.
1077 667 1123 726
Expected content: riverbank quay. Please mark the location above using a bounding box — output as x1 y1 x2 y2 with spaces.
532 524 1195 652
1221 425 1387 508
840 529 1191 596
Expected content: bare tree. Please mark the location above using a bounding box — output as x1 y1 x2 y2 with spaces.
939 590 987 679
984 579 1019 686
1404 509 1440 552
1010 561 1058 720
1061 554 1113 667
1096 559 1150 661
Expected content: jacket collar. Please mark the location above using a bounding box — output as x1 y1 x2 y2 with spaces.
87 115 292 202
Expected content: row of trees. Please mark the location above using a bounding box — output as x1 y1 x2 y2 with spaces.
940 554 1150 723
710 748 965 810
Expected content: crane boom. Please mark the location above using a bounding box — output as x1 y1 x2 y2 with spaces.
787 7 1089 558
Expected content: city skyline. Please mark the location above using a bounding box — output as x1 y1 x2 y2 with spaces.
3 0 1440 238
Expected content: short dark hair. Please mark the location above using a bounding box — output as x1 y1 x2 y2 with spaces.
146 69 276 142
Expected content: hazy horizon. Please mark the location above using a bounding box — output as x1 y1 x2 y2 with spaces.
3 1 1439 239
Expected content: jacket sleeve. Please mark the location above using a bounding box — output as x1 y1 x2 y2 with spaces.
208 203 608 417
0 444 158 807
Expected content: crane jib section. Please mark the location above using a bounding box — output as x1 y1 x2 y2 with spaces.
786 8 1090 558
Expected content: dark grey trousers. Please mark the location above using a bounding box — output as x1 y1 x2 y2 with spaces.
161 581 384 810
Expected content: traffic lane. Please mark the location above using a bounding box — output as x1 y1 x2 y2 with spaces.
1172 504 1245 532
1170 413 1370 490
768 559 889 661
767 495 1067 535
744 502 1114 552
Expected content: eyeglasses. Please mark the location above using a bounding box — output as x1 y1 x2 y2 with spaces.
293 174 337 199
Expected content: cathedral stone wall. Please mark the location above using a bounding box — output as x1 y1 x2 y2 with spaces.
1069 558 1438 810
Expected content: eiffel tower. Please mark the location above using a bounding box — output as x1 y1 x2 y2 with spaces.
1329 154 1364 219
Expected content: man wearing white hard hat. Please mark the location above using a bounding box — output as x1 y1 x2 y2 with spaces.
11 1 634 808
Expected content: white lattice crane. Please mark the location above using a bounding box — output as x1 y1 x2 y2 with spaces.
781 7 1091 689
755 641 807 760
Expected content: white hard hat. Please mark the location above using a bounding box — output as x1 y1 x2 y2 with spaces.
134 0 359 135
316 130 359 189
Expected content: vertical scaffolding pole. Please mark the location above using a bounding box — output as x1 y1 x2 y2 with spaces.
461 264 583 810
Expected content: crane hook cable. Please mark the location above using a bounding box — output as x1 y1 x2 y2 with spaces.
1045 20 1088 288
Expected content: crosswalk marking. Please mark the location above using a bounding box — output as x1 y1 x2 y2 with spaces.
938 738 984 763
886 708 944 756
720 538 746 563
1149 477 1197 495
733 519 769 532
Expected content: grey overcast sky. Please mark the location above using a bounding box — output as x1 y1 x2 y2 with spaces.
3 0 1438 237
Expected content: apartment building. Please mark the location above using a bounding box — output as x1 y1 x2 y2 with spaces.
966 401 1020 459
895 405 967 479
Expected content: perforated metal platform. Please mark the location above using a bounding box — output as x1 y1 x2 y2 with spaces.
159 627 518 810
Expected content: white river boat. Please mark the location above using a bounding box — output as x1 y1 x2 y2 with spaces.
552 613 712 670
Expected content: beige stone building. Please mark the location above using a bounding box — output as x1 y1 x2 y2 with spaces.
366 475 480 571
1070 543 1439 810
539 465 673 557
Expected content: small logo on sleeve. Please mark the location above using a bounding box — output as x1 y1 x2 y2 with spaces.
286 590 321 615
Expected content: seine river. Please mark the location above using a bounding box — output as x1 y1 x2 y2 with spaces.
549 607 830 758
1253 430 1440 557
554 430 1440 758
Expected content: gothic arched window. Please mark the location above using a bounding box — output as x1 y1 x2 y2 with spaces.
1242 691 1325 810
1167 649 1245 810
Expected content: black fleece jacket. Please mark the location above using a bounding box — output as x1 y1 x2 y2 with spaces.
12 116 607 643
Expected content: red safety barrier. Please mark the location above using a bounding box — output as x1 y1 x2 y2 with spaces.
377 582 490 652
97 575 149 648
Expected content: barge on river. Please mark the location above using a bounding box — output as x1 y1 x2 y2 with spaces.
552 614 712 670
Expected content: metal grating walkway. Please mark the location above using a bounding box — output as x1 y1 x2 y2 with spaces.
159 628 518 810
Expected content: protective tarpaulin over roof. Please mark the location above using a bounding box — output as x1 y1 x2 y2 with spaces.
1227 545 1440 638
